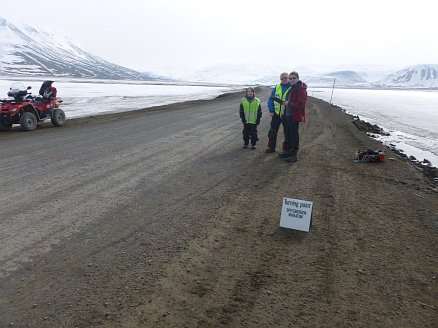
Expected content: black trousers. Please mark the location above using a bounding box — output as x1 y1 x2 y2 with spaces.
267 113 287 150
284 117 300 150
242 123 258 145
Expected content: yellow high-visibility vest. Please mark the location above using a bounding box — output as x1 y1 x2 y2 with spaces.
274 84 291 116
241 97 260 124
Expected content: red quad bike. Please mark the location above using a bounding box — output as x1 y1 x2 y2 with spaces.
0 81 66 132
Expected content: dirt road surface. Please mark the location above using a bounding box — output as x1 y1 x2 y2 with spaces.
0 88 437 327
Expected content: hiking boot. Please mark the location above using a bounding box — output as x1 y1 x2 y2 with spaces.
243 144 248 149
278 150 291 158
286 151 298 162
264 148 275 153
251 144 256 149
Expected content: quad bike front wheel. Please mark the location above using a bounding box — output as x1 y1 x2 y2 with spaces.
20 112 38 131
51 108 65 127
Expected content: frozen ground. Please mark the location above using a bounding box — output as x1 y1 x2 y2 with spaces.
310 87 438 167
0 79 243 118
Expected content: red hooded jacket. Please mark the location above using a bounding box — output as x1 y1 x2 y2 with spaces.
287 82 307 122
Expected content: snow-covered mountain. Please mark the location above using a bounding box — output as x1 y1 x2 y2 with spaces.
303 70 368 87
0 17 159 80
377 64 438 88
3 17 434 89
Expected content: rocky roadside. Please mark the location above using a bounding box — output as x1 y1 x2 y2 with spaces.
331 103 438 186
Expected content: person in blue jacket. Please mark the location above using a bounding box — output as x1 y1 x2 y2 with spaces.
265 72 291 153
239 87 262 149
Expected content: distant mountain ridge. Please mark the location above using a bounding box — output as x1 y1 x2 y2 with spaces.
376 64 438 88
184 63 285 85
183 65 373 87
303 70 368 87
183 63 438 88
0 17 160 80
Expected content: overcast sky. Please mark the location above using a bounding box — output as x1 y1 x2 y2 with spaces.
2 0 436 75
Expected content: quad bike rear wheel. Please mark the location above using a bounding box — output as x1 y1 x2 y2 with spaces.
51 108 65 127
0 119 12 131
20 112 38 131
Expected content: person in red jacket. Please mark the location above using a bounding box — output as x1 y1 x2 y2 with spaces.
39 81 57 99
50 85 57 98
280 71 307 162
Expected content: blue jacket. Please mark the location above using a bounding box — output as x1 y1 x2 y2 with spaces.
267 82 292 113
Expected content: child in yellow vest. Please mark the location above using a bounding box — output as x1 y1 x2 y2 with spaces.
239 87 262 149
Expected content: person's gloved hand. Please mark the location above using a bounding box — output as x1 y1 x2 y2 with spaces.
241 119 246 124
256 119 260 125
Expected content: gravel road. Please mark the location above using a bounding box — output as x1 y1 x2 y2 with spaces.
0 88 437 327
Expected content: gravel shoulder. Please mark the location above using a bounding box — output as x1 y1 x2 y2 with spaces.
0 88 437 327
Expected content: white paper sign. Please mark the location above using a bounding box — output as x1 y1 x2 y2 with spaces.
280 197 313 232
